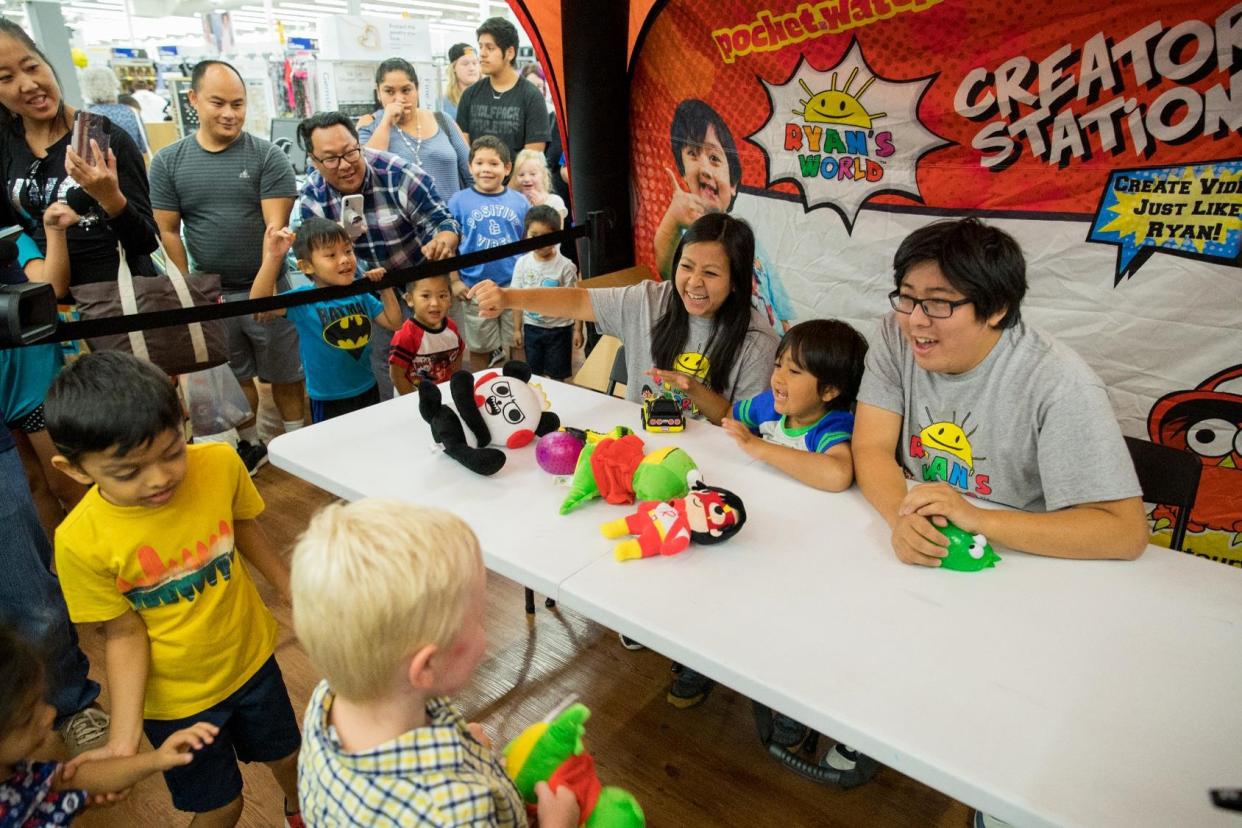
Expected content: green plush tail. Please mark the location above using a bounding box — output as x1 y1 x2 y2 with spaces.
559 442 601 515
585 786 645 828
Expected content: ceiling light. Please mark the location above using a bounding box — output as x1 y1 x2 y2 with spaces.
273 3 333 13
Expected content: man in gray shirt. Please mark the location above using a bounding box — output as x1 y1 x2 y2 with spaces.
149 61 304 472
854 218 1148 567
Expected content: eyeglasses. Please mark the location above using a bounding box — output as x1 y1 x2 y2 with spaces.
311 146 362 170
888 290 973 319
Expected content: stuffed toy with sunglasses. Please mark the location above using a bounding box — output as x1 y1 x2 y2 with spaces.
418 362 559 476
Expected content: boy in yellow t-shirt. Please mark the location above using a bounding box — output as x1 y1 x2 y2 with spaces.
45 352 304 827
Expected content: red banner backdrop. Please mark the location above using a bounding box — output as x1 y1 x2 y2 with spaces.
625 0 1242 565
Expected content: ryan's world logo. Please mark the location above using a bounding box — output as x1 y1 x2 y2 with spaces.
907 409 992 496
748 42 949 232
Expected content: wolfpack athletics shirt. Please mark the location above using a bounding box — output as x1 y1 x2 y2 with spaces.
858 313 1140 512
454 77 549 163
285 287 384 401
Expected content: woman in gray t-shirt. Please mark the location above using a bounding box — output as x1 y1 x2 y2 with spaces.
358 58 472 200
467 212 778 424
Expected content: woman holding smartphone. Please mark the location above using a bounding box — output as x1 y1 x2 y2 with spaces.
0 20 158 293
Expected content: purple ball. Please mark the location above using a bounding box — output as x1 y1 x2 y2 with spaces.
536 431 584 475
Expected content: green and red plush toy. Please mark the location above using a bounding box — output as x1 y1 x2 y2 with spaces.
503 703 644 828
600 480 748 561
559 429 699 515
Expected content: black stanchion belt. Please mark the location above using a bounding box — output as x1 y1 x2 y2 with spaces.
32 222 591 345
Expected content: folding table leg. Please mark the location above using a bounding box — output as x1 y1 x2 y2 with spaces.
524 587 535 614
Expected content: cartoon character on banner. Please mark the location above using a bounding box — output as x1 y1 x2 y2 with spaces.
1147 364 1242 565
418 362 559 476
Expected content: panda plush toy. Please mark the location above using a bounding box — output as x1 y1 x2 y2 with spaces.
417 361 560 476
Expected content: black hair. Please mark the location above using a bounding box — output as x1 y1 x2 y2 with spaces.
293 216 351 262
373 57 418 108
0 20 70 136
0 626 45 735
651 212 755 395
687 483 747 545
892 218 1027 329
45 351 182 464
524 204 561 233
297 111 358 155
670 99 742 211
469 134 511 165
777 319 869 412
404 272 452 295
477 17 519 66
190 59 245 92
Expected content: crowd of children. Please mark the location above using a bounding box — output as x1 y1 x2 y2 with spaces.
2 188 1148 827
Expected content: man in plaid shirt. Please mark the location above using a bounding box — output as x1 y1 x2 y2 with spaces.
296 112 461 399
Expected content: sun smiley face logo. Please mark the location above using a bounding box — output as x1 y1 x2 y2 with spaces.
793 70 886 129
918 409 986 473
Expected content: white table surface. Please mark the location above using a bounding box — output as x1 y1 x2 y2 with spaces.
266 380 759 597
269 378 1242 828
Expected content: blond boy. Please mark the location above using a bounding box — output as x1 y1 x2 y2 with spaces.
292 500 578 827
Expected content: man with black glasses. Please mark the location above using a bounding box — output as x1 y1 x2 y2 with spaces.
853 218 1147 572
295 112 459 398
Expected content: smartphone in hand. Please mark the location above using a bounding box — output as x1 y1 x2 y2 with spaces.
341 193 365 240
71 111 111 161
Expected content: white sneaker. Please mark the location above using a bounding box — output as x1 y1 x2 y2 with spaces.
822 743 859 771
618 633 646 651
488 348 507 367
59 705 110 757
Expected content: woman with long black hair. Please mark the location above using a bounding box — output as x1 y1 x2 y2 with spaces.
0 20 158 291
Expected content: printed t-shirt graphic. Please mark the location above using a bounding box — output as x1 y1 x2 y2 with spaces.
908 408 993 496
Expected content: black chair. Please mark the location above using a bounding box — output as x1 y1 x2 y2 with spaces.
1124 436 1202 552
606 345 627 397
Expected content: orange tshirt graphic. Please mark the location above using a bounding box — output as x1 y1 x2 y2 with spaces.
117 520 238 610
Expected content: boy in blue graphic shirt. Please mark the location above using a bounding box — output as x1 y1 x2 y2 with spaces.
726 318 868 491
715 318 868 766
251 218 402 423
448 135 529 369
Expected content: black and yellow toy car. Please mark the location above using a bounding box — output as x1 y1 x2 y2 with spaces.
641 397 686 432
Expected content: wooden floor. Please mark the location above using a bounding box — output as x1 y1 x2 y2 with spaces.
73 462 971 828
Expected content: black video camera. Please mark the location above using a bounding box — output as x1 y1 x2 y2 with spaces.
0 234 59 348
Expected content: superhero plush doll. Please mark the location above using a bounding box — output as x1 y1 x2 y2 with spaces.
600 481 747 561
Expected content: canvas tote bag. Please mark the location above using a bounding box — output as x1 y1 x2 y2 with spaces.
74 243 228 376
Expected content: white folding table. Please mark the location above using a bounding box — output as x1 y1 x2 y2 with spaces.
269 377 1242 828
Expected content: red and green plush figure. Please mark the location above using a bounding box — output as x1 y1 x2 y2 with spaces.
936 522 1001 571
503 703 645 828
600 481 747 561
559 432 700 515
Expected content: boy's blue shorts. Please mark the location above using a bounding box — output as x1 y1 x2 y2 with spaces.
143 655 300 813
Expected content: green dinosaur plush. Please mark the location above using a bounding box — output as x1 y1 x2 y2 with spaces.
559 430 698 515
503 703 644 827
